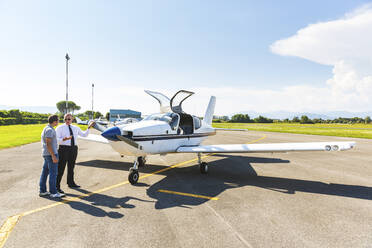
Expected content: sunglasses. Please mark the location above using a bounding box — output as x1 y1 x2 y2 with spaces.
65 118 72 121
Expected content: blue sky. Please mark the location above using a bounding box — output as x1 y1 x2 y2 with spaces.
1 0 372 115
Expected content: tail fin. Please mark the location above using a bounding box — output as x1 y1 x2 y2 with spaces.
203 96 216 125
75 117 87 125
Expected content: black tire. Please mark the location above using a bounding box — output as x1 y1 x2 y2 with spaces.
137 157 145 167
128 170 139 184
199 162 208 174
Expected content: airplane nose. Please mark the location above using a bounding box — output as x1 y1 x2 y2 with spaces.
101 126 121 141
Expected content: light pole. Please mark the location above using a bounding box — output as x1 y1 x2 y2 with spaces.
65 53 70 114
92 83 94 118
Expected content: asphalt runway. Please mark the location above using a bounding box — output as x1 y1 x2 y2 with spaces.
0 130 371 248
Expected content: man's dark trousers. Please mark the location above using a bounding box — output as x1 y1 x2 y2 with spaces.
57 145 78 189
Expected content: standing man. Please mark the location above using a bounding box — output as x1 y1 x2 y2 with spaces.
39 115 65 198
56 113 95 193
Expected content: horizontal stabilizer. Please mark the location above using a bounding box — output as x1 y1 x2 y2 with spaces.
177 141 356 153
78 134 109 144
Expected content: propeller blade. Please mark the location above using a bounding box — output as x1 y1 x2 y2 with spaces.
116 135 142 150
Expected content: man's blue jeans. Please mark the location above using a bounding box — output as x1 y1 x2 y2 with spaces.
39 154 58 194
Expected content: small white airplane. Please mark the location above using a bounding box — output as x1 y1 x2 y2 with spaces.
76 116 109 126
81 90 356 185
113 114 139 126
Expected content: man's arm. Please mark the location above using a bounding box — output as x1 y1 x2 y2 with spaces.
46 138 58 163
77 122 95 137
56 126 64 144
56 125 72 142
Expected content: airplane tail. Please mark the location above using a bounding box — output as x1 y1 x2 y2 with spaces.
203 96 216 125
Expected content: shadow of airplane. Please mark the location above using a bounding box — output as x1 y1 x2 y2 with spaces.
77 155 372 210
47 187 155 218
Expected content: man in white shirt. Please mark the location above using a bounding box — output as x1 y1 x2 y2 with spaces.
56 113 95 193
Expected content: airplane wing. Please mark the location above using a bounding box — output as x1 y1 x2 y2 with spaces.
215 128 247 131
177 141 355 153
78 134 109 144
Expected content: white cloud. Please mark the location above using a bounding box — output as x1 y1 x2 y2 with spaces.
270 5 372 112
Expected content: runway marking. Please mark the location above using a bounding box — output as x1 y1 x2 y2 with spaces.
0 215 21 248
0 134 266 248
158 189 219 200
206 204 253 248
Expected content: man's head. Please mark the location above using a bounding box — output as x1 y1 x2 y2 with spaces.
64 113 74 125
48 115 59 127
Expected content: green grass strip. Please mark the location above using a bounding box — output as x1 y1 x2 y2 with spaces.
0 124 88 149
213 123 372 139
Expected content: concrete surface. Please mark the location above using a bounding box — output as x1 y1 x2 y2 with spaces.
0 130 371 248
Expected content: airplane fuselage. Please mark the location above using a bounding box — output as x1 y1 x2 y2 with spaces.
101 113 216 156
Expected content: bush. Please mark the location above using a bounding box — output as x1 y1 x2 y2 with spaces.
253 115 273 123
22 117 48 124
0 118 17 125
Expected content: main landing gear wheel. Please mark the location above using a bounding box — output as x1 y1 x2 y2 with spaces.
128 168 139 185
199 162 208 174
137 156 146 167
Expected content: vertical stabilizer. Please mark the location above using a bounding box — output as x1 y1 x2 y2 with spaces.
203 96 216 125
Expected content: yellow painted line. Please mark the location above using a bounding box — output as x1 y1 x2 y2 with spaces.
158 189 219 200
245 134 266 144
0 215 21 248
0 134 266 247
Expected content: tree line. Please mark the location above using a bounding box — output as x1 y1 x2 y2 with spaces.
0 100 106 126
1 100 371 126
213 114 372 124
0 109 49 125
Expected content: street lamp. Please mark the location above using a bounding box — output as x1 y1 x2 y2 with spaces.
65 53 70 114
92 83 94 119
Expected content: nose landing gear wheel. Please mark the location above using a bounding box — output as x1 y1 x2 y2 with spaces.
128 169 139 184
199 162 208 174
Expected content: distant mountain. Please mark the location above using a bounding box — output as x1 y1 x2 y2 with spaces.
0 105 57 114
230 110 372 120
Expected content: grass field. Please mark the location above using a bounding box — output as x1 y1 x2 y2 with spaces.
213 123 372 139
0 124 88 149
1 122 371 150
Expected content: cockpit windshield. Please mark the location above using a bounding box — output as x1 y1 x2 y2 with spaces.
143 113 179 130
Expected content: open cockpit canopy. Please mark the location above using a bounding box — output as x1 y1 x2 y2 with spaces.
144 90 171 113
170 90 194 113
145 89 195 114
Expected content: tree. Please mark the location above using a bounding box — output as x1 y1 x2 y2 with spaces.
253 115 273 123
231 114 251 123
221 116 229 121
8 109 22 121
56 101 81 114
94 111 103 119
300 115 313 124
84 111 94 119
365 116 371 124
292 116 300 123
105 112 110 120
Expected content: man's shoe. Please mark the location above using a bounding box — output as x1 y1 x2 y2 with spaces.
68 184 80 188
50 192 65 198
57 189 65 194
39 192 50 197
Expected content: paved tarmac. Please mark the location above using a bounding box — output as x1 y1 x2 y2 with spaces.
0 130 371 248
